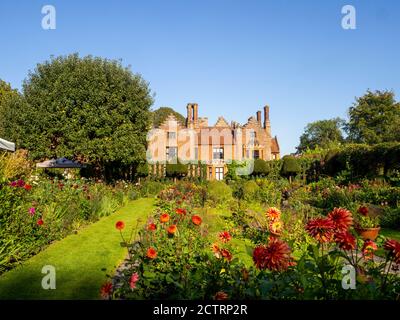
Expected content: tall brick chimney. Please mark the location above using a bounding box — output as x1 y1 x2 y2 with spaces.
263 105 270 129
186 103 199 128
256 111 261 125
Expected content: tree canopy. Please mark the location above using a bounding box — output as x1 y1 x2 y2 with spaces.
0 80 21 138
297 118 345 153
152 107 185 127
3 54 153 171
346 90 400 144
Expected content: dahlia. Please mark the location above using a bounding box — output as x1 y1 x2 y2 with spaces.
115 220 125 230
147 223 156 231
167 224 177 235
362 240 378 260
305 218 335 243
129 272 139 289
192 215 202 226
334 231 356 251
146 247 158 259
266 207 281 221
219 231 232 243
160 213 170 223
269 220 282 234
252 238 295 271
175 208 187 215
220 249 233 262
383 239 400 264
327 208 353 232
100 282 113 299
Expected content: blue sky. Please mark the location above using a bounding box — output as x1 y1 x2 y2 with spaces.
1 0 399 155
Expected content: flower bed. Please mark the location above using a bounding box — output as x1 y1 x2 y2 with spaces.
104 183 400 300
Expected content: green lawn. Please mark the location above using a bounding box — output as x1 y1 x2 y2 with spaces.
0 198 155 300
381 228 400 241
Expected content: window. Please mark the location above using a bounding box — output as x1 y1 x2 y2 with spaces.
208 167 213 179
215 167 224 181
194 147 198 160
167 132 176 139
166 147 177 160
246 150 250 158
253 150 260 159
213 147 224 160
250 131 256 139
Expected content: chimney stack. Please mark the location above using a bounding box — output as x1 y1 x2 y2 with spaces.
263 105 270 129
256 111 261 125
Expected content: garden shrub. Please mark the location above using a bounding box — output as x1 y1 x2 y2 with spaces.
165 160 188 178
0 150 32 182
242 180 260 202
380 208 400 230
255 179 281 206
205 181 233 207
281 156 301 180
139 180 167 197
252 159 269 176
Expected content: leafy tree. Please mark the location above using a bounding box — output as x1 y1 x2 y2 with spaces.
346 90 400 144
152 107 185 127
297 118 345 153
0 80 21 138
281 155 301 181
4 54 153 176
166 159 188 178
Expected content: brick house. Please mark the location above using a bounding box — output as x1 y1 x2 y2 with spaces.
147 103 280 180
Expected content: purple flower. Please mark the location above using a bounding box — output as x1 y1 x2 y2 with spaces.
17 179 25 188
29 207 36 216
10 181 17 187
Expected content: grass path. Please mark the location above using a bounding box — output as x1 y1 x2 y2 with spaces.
0 198 155 300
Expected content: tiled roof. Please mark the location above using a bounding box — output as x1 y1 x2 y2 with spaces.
271 136 280 153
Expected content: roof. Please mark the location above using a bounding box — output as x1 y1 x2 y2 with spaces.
0 137 15 152
271 136 280 153
36 158 86 168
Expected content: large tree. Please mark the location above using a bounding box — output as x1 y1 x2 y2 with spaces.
346 90 400 144
152 106 185 127
4 54 153 172
0 80 21 138
297 118 345 153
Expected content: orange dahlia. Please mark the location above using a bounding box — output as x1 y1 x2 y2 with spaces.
192 215 202 226
252 238 295 271
383 239 400 264
334 231 356 251
266 207 281 220
167 224 177 235
219 231 232 243
327 207 353 232
160 213 170 223
146 247 158 259
269 220 282 234
305 218 335 243
362 240 378 260
211 243 220 253
115 220 125 230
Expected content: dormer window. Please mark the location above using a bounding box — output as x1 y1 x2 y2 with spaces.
167 132 176 139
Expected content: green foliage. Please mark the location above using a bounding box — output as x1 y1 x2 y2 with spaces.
152 107 186 127
206 181 233 207
165 160 188 178
242 180 260 202
346 90 400 144
297 118 345 153
0 80 23 139
4 54 153 175
252 159 269 176
281 156 301 178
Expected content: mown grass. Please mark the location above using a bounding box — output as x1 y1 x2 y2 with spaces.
0 198 155 300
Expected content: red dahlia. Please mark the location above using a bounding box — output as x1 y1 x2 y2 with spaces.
383 239 400 264
334 231 356 251
175 208 187 215
100 282 113 299
147 223 156 231
192 215 202 226
115 220 125 230
219 231 232 243
327 208 353 232
305 218 335 243
214 291 228 300
252 238 295 272
220 249 233 262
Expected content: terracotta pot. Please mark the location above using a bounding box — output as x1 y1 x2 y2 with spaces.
355 227 381 241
